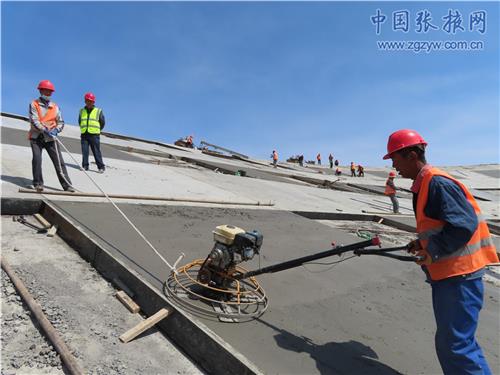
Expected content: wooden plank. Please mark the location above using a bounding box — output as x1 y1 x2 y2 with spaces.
46 225 58 237
119 308 170 343
115 291 140 314
361 210 413 217
18 188 273 206
34 213 51 229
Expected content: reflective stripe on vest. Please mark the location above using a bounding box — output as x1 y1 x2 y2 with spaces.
416 167 498 281
29 100 58 139
80 107 101 134
384 179 396 195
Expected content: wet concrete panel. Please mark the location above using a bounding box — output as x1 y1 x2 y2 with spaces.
475 169 500 179
1 127 146 164
51 202 499 374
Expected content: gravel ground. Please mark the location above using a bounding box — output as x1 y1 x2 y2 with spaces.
1 215 204 375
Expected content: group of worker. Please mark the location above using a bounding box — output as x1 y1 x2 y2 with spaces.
274 152 366 179
27 80 498 374
29 80 106 192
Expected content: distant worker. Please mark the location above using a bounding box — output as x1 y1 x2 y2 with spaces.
28 80 74 192
384 129 498 375
79 92 105 173
298 154 304 167
328 153 334 168
385 171 399 213
271 150 278 168
334 159 339 167
316 153 321 165
186 135 194 148
357 164 364 177
350 162 356 177
335 167 342 176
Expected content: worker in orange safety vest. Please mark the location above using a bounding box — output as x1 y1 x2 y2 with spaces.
383 129 498 375
271 150 278 168
384 171 399 213
350 162 356 177
28 80 74 192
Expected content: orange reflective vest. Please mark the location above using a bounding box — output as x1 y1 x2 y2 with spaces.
273 152 278 161
384 178 396 195
416 167 498 281
29 100 59 139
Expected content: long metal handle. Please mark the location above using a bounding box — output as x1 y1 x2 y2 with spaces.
354 246 425 262
235 237 380 280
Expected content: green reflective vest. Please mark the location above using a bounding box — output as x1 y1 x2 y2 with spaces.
80 107 101 134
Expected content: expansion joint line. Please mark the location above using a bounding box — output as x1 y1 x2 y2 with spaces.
54 138 176 272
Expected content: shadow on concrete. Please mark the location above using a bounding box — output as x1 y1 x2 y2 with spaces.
258 318 402 375
64 163 82 171
1 174 60 191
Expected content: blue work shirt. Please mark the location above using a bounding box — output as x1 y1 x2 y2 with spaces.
414 176 483 281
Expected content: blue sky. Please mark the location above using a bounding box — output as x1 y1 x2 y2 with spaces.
2 1 499 166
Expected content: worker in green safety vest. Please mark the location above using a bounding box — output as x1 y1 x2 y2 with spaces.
79 92 106 173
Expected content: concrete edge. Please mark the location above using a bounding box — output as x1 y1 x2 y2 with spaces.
1 197 262 375
294 210 500 237
293 210 417 233
292 210 376 222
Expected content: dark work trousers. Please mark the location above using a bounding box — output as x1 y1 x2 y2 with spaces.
389 194 400 213
81 133 105 170
30 137 72 188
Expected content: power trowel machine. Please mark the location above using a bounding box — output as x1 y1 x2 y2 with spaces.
164 224 423 322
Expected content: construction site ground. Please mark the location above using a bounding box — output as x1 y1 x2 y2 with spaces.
1 216 202 375
2 114 499 374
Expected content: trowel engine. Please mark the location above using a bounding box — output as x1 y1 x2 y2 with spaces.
197 225 263 288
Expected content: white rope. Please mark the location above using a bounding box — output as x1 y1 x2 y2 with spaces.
54 137 176 272
52 139 74 189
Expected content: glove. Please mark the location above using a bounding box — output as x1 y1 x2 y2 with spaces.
48 129 59 137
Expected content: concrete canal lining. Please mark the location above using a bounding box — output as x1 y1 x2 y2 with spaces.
32 201 500 374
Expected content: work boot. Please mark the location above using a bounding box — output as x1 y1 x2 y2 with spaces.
34 185 44 192
98 168 105 174
63 185 75 192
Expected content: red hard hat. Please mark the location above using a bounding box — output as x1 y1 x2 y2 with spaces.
389 171 397 177
84 92 96 102
383 129 427 160
37 80 55 92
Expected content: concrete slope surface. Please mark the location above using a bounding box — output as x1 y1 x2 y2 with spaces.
51 202 500 375
2 114 499 374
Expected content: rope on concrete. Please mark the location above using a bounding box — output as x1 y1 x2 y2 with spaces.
1 256 85 375
54 137 176 272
